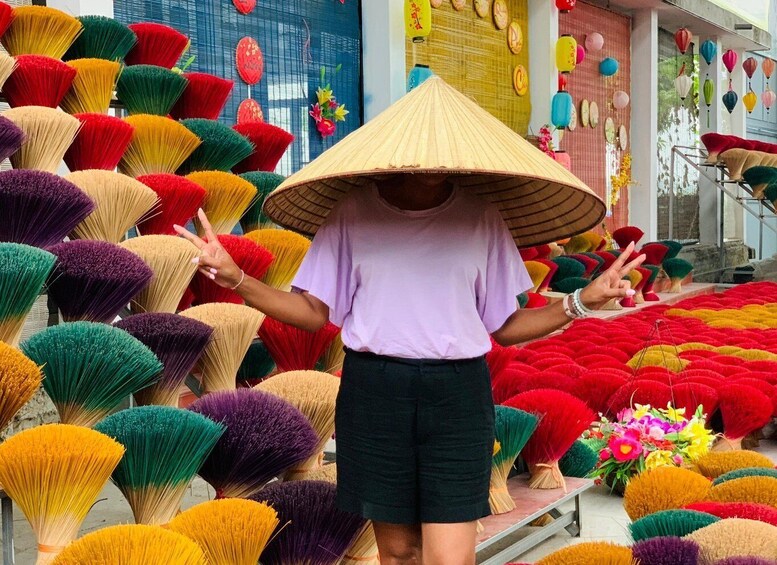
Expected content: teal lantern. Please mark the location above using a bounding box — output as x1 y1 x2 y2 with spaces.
407 64 433 91
700 40 717 66
599 57 619 77
722 88 738 114
551 90 573 129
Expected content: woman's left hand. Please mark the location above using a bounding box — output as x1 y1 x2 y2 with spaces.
579 241 646 310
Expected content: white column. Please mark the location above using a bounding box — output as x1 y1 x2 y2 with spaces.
361 1 406 121
528 0 558 140
629 9 658 240
728 48 747 242
698 38 722 245
46 0 113 17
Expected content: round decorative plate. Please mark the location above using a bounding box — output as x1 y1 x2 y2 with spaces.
237 98 264 124
513 64 528 96
605 117 616 144
431 0 443 6
508 21 523 55
568 105 578 131
619 124 628 150
232 0 256 15
589 101 599 128
474 0 490 17
493 0 509 30
452 0 466 10
236 37 263 85
580 99 590 127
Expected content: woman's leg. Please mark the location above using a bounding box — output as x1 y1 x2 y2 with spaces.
374 522 422 564
421 522 478 565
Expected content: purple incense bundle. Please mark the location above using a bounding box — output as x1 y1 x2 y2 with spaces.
0 116 25 162
47 240 153 323
0 169 94 248
254 481 366 565
114 313 213 407
631 537 700 565
188 389 318 499
715 559 777 565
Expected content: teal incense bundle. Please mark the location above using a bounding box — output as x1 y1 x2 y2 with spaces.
490 406 539 514
177 119 254 174
239 172 285 232
63 15 137 62
116 65 188 116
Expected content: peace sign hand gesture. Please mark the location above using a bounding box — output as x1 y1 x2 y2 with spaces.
579 242 647 310
173 209 243 289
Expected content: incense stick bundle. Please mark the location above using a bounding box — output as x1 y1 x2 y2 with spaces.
632 537 700 565
135 173 206 235
168 499 279 565
236 340 276 386
115 313 213 407
60 58 121 114
67 170 158 243
490 406 539 513
180 303 265 393
0 424 124 565
178 119 254 174
258 317 340 372
64 113 134 172
0 243 55 346
243 229 311 291
0 3 11 40
255 370 340 478
51 524 206 565
63 15 137 62
119 114 201 177
321 330 345 374
341 523 380 565
0 52 16 91
623 466 712 521
0 341 43 429
686 518 777 565
536 542 635 565
117 65 188 116
125 22 188 69
94 406 224 524
119 235 200 313
3 55 76 108
0 169 94 247
238 172 285 231
21 321 162 427
231 122 294 173
46 240 153 323
170 72 234 120
3 106 80 172
1 5 83 59
305 462 338 483
186 171 257 235
189 388 318 498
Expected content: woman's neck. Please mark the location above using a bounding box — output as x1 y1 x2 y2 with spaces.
377 176 454 211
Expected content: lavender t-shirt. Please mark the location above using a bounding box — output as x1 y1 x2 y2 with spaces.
292 184 532 359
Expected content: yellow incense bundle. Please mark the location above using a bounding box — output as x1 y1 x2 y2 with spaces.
118 114 201 178
623 466 712 521
686 518 777 565
60 58 121 114
2 106 80 172
2 6 83 59
305 462 338 483
0 342 42 429
341 523 380 565
244 229 311 291
0 52 17 91
186 171 257 235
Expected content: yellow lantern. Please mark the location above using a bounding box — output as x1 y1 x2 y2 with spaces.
743 90 758 114
556 34 577 73
405 0 432 43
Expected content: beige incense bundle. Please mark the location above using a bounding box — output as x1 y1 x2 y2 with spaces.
2 106 80 172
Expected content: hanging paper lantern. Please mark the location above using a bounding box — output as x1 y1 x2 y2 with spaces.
556 0 576 13
599 57 619 77
743 90 758 113
700 39 717 66
763 58 776 79
674 28 692 54
237 98 264 124
722 89 738 114
558 72 568 92
576 45 585 65
703 78 714 106
551 90 574 129
236 37 263 85
556 35 577 74
743 57 758 79
404 0 432 43
762 89 776 113
612 90 629 110
674 63 693 100
232 0 256 14
722 49 738 74
585 32 604 52
407 64 433 92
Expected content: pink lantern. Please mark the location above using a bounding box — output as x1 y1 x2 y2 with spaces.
763 89 776 113
743 57 758 79
558 72 568 91
585 32 604 52
612 90 629 110
722 49 738 74
576 45 585 64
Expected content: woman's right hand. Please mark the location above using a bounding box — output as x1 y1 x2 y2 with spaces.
173 209 243 289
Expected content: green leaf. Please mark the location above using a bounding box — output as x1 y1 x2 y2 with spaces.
320 67 326 82
335 63 342 73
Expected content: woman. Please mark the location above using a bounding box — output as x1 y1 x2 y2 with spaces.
175 78 644 565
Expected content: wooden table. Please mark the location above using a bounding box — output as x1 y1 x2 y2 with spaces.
476 475 593 565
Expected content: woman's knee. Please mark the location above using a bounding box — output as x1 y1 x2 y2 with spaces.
373 522 422 564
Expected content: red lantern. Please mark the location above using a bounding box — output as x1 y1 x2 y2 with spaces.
674 27 692 54
558 72 568 92
555 0 576 12
236 37 264 85
232 0 256 14
237 98 264 124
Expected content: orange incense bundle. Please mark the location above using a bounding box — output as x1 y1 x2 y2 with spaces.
64 113 134 172
3 55 76 108
258 317 341 373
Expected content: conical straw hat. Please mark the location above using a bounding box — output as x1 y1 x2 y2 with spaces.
264 77 605 246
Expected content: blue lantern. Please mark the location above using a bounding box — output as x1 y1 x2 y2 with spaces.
722 89 738 114
407 64 434 91
599 57 619 77
551 90 573 129
700 40 717 66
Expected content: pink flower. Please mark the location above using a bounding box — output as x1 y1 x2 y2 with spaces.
648 426 665 440
673 454 684 466
317 118 336 137
309 103 323 123
328 99 338 109
609 435 642 462
599 449 611 462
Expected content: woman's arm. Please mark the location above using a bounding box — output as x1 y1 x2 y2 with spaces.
492 242 645 346
174 210 329 331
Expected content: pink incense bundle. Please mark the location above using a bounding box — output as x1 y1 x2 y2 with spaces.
231 122 294 173
170 72 234 120
189 235 273 305
3 54 76 108
715 384 773 451
125 22 188 69
504 389 595 490
64 113 134 172
134 173 205 236
258 317 341 373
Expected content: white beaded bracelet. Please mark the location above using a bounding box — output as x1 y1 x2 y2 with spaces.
230 269 246 290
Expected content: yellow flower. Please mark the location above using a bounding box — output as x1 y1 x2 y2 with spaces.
493 440 501 456
685 440 710 462
664 405 687 423
678 420 708 443
334 104 349 122
316 86 333 105
633 404 650 420
645 450 673 470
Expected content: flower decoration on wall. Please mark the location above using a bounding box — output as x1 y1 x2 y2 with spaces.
310 65 349 138
536 124 555 158
610 152 634 208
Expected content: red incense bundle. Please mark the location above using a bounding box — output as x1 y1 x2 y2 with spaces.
64 113 134 172
258 317 341 373
3 54 76 108
231 122 294 173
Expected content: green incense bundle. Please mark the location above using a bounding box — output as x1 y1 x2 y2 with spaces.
553 276 590 294
237 340 276 386
550 257 586 290
95 406 225 525
659 240 683 259
64 15 137 61
0 243 55 346
239 172 285 232
177 119 254 174
558 440 599 478
116 65 188 116
662 258 693 293
629 508 719 542
765 183 777 206
490 406 538 514
713 467 777 486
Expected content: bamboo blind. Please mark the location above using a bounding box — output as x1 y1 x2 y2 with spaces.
559 1 631 231
406 0 531 135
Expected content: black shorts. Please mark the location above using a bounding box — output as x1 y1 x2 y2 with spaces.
335 348 495 524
